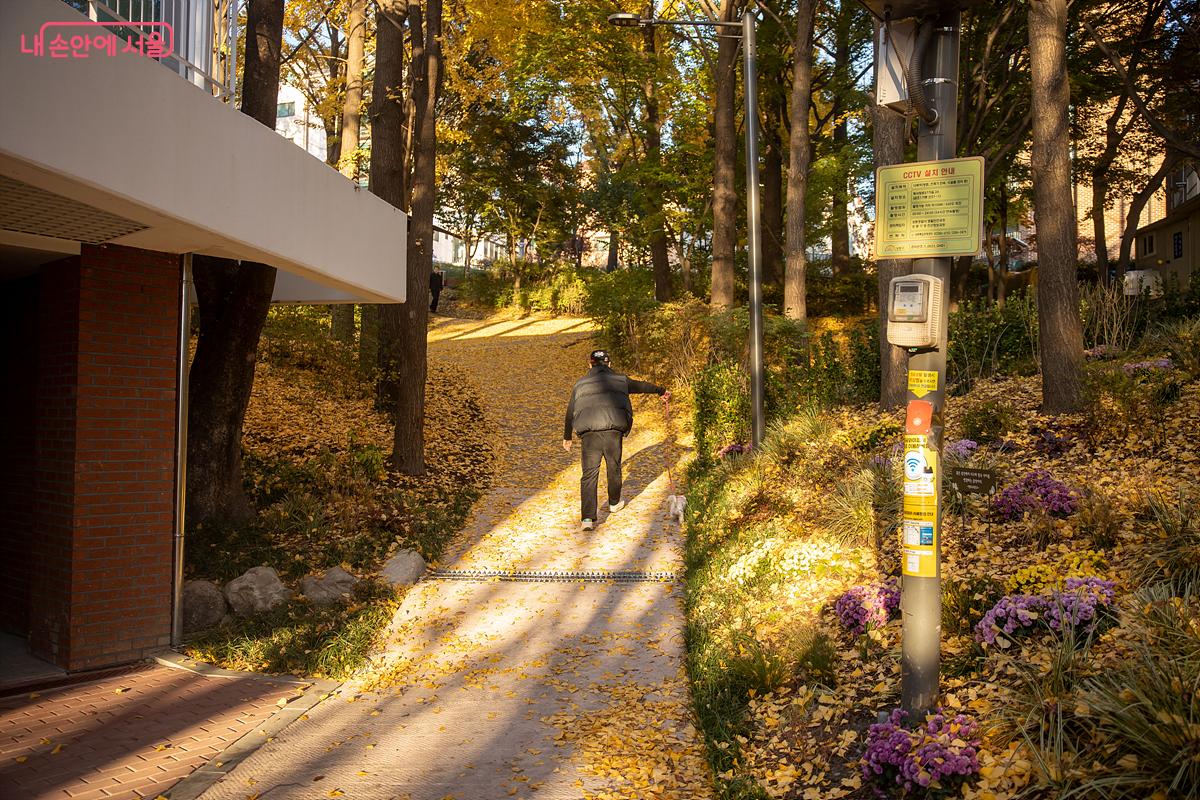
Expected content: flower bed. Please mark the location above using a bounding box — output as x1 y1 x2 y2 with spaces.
975 576 1117 647
833 577 900 634
862 708 981 797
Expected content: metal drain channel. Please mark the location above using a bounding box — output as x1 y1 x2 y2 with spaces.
427 568 678 584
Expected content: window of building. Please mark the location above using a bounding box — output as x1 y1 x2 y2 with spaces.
276 102 295 118
1174 231 1184 259
1141 234 1156 257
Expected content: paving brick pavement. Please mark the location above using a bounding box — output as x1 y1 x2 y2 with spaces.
192 318 713 800
0 661 305 800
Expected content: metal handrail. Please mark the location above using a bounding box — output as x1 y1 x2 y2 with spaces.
77 0 238 102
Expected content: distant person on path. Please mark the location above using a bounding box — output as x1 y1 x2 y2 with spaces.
430 266 444 312
562 350 668 530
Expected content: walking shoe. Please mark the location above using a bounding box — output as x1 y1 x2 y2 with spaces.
609 500 625 513
581 519 594 531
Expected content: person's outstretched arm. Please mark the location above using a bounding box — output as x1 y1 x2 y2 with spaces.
563 391 576 444
627 378 666 395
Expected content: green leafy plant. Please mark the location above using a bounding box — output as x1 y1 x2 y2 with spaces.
1075 488 1124 550
959 399 1018 443
1133 490 1200 593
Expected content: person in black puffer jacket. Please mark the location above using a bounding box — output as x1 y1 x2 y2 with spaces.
562 350 668 530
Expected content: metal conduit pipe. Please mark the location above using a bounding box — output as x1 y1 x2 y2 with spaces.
171 253 193 648
907 18 938 126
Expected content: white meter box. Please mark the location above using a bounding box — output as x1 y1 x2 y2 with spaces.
887 275 944 349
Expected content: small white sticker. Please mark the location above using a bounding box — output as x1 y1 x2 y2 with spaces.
906 553 922 573
903 450 927 481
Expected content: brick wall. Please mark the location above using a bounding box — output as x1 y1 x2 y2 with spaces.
29 244 181 671
30 257 81 663
0 276 39 637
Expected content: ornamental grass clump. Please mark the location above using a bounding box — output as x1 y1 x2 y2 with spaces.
975 577 1117 647
834 577 900 635
862 708 981 798
991 470 1078 521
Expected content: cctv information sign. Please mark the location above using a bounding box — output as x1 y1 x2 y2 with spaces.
875 156 985 259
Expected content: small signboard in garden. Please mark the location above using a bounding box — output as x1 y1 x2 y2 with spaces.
875 156 985 259
946 466 998 497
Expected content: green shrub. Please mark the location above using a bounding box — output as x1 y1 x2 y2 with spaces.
1132 490 1200 593
184 578 402 679
1076 488 1123 551
586 268 659 362
942 575 1004 638
819 468 876 546
693 362 750 464
1082 361 1185 446
1073 587 1200 798
1151 316 1200 379
959 399 1018 443
457 270 512 309
947 295 1038 392
775 319 879 409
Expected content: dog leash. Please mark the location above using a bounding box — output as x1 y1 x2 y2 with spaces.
662 393 679 497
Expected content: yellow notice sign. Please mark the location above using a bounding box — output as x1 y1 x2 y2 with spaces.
901 437 939 577
875 156 985 259
908 370 939 398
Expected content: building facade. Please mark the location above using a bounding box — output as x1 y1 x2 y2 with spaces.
1 0 406 681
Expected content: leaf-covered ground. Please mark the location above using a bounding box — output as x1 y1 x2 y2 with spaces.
194 315 713 800
685 365 1200 800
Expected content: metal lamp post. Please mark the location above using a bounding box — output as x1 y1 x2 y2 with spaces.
608 10 765 448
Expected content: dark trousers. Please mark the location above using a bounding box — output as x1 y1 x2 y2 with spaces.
430 289 441 312
580 430 623 521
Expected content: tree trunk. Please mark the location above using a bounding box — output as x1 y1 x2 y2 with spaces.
829 4 852 275
1029 0 1084 413
330 306 355 343
643 10 672 302
784 0 816 321
1116 150 1181 277
607 231 619 271
370 0 407 414
185 0 284 528
998 179 1009 307
339 0 367 182
387 0 441 474
872 23 909 411
761 90 784 290
359 303 379 374
710 0 739 309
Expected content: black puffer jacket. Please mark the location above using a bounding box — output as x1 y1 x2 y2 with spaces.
564 365 665 438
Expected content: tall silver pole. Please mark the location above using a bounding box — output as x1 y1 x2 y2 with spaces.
743 12 765 449
171 254 193 647
901 10 959 715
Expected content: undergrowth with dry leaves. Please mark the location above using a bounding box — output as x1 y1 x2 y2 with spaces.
183 306 495 677
683 320 1200 799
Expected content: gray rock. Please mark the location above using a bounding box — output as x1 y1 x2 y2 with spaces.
300 566 359 605
380 549 426 586
182 580 226 633
224 566 292 617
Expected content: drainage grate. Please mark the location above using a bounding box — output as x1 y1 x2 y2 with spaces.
427 568 679 584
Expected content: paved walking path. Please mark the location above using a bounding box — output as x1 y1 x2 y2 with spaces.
0 658 312 800
196 316 711 800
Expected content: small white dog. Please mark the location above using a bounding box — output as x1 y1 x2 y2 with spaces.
667 494 687 521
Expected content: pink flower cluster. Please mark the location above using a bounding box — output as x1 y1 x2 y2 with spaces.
974 577 1116 646
862 708 981 797
991 469 1078 521
834 578 900 635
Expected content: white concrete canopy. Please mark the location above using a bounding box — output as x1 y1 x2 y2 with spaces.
0 0 406 304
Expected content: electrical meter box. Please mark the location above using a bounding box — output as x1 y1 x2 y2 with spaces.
887 275 944 348
876 19 916 110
